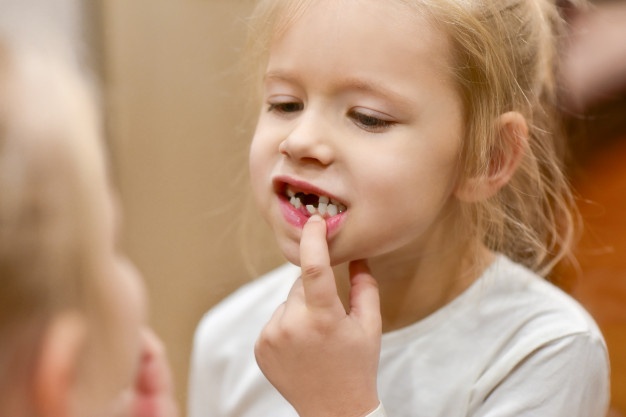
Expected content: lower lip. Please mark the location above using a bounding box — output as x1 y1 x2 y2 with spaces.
278 196 346 238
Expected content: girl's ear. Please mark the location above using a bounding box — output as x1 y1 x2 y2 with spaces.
455 111 528 202
34 311 86 417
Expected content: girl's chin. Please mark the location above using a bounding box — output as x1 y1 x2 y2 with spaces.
274 238 303 266
282 251 302 267
278 243 354 268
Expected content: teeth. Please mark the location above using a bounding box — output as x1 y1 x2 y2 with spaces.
290 196 302 209
286 188 347 218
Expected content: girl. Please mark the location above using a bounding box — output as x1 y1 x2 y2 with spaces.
188 0 610 416
0 39 178 417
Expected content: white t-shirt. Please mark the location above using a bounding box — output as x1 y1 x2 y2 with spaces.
187 255 609 417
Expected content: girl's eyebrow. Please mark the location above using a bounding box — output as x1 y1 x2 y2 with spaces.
264 70 412 106
336 77 411 105
263 70 298 83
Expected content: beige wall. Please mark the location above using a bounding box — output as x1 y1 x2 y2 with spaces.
98 0 284 411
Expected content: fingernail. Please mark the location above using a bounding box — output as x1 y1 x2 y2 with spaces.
308 214 324 223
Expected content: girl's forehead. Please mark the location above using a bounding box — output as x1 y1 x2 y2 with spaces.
266 0 454 84
273 0 435 37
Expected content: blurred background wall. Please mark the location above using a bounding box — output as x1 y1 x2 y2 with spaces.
94 0 284 412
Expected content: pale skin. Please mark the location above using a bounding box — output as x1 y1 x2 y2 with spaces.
107 328 179 417
256 215 381 417
31 195 178 417
254 114 526 416
252 1 528 415
32 244 179 417
34 321 178 417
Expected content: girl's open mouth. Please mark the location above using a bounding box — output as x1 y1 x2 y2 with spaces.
284 186 347 219
274 179 349 234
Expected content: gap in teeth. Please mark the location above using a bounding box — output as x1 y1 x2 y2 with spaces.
286 189 345 217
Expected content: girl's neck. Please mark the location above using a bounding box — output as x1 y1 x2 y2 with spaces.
334 243 494 333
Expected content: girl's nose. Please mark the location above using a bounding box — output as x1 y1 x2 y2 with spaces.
278 112 335 166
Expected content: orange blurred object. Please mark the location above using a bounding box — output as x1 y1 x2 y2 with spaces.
566 135 626 416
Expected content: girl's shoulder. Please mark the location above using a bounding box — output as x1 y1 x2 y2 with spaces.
484 255 602 337
382 254 605 351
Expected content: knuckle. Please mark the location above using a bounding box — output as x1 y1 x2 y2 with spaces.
310 319 334 335
301 263 327 279
253 338 265 358
307 310 339 333
257 322 294 348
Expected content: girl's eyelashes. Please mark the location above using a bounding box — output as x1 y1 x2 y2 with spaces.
267 101 304 115
348 109 396 132
265 98 396 132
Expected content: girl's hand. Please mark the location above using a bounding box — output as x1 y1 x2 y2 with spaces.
255 215 382 417
110 328 179 417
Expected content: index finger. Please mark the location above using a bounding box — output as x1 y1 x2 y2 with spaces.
300 215 341 311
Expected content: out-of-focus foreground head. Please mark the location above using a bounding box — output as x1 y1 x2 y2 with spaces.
0 37 146 417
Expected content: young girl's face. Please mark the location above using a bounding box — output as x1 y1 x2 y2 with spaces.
249 0 466 266
0 47 149 416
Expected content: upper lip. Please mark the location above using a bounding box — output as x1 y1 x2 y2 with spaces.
273 176 347 207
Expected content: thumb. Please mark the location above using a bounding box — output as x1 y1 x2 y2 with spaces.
348 260 381 330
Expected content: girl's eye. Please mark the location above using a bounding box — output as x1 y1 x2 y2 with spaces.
267 102 304 114
348 109 395 132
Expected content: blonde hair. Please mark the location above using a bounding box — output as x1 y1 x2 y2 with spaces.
246 0 580 277
0 40 115 412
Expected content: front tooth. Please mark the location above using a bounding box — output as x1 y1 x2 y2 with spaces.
286 188 295 198
318 203 328 215
327 204 338 216
319 196 329 204
290 196 302 209
306 205 316 215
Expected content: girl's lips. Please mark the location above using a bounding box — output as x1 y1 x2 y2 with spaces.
278 196 347 237
272 177 347 208
273 177 348 237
